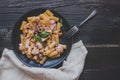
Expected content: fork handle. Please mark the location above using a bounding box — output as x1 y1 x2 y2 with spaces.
77 9 97 27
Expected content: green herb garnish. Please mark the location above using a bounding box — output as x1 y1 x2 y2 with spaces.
39 31 50 38
33 31 50 44
33 35 42 43
60 19 63 27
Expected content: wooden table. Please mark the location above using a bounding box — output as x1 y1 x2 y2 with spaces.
0 0 120 80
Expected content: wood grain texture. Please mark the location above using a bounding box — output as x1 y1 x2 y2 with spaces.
0 0 120 80
80 69 120 80
85 47 120 70
0 2 120 45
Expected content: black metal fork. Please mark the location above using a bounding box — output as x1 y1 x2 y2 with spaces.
65 10 97 39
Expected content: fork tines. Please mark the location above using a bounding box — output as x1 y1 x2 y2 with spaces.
65 25 79 39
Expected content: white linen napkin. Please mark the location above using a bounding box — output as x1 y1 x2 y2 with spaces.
0 40 88 80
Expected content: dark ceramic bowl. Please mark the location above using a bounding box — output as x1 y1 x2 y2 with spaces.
12 8 72 68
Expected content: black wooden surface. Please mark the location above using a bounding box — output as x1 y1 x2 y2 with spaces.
0 0 120 80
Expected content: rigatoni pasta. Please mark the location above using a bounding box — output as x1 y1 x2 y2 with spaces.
19 9 67 64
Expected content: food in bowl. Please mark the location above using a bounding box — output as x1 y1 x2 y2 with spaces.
19 9 67 64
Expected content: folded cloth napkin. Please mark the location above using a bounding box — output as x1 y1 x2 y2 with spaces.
0 40 88 80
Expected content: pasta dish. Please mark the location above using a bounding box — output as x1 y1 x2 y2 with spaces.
19 9 67 64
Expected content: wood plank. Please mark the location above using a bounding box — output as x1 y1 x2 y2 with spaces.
79 69 120 80
84 47 120 70
0 0 120 8
0 0 78 8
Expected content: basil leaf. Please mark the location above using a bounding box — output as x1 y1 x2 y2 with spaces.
39 31 50 38
34 36 40 41
33 35 42 43
60 19 63 23
60 19 63 27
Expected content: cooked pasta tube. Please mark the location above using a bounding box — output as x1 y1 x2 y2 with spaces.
52 35 59 45
44 13 51 19
40 20 47 25
30 39 35 43
51 54 60 59
51 16 59 21
27 16 39 22
33 55 38 60
46 39 52 46
53 30 59 34
20 21 27 30
39 14 49 21
45 9 53 17
26 53 32 59
44 20 50 27
44 46 49 51
48 41 56 49
23 29 28 34
27 16 39 27
56 22 61 31
55 35 59 44
20 34 24 44
61 45 67 49
28 47 32 55
39 56 47 64
29 21 34 27
48 51 58 57
45 48 54 56
19 44 25 51
40 49 44 53
28 30 34 36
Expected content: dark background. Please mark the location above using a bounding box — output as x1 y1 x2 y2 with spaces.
0 0 120 80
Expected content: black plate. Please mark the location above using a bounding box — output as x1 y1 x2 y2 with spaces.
12 8 72 68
